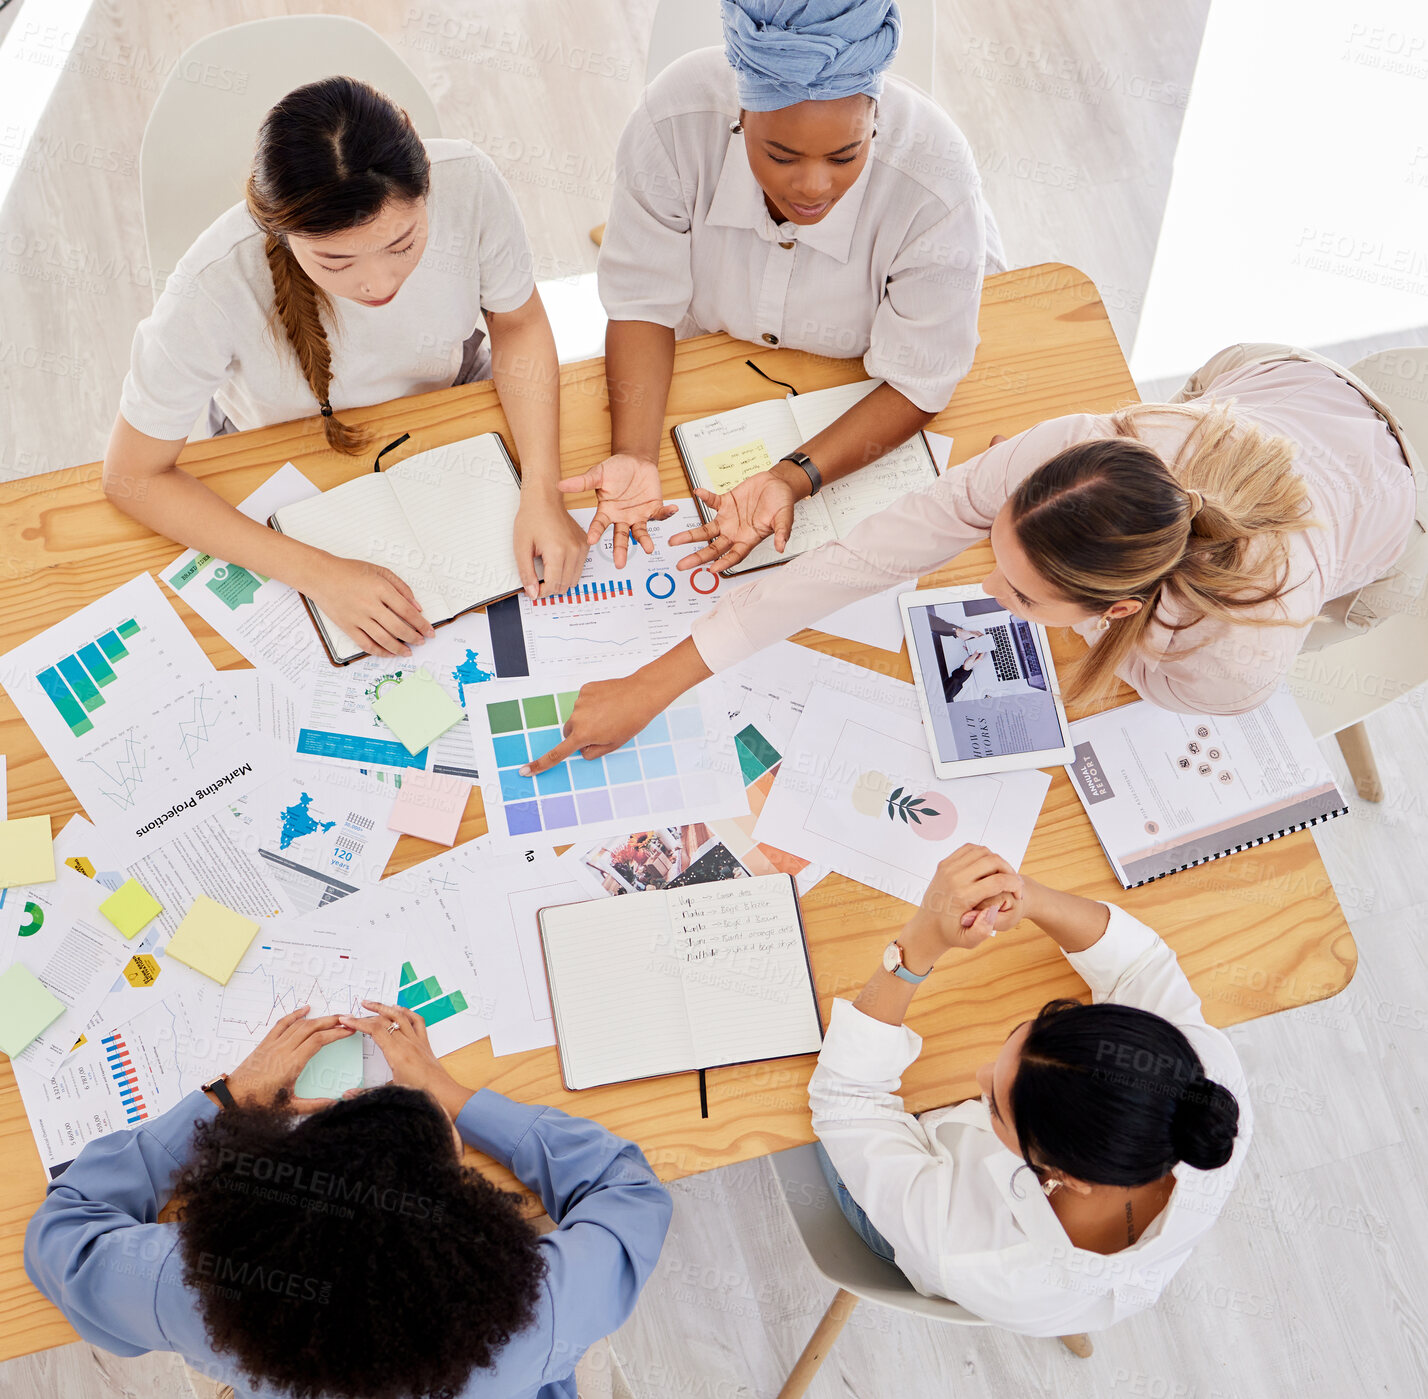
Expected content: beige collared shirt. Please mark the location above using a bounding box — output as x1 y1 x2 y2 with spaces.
597 47 1003 413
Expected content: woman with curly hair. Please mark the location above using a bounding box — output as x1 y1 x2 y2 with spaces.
24 1001 670 1399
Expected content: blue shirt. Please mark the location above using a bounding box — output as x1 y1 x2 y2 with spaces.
24 1088 672 1398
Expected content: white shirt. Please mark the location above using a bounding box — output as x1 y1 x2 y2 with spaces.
597 48 1003 413
809 905 1252 1337
119 140 536 440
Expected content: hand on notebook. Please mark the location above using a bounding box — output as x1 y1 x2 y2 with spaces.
514 492 589 599
558 453 678 567
225 1006 355 1112
671 471 798 573
306 556 435 658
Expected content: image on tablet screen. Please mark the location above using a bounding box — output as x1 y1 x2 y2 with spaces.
906 598 1065 763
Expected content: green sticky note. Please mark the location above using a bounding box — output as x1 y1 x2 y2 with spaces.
486 699 524 734
370 669 464 756
165 895 259 985
521 693 559 727
98 878 164 940
0 816 55 890
0 964 65 1056
295 1032 363 1099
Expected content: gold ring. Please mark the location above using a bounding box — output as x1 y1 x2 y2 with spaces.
386 1021 401 1036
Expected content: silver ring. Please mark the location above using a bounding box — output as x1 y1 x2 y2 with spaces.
386 1021 401 1036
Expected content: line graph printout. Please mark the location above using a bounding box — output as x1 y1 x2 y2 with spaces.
0 574 278 862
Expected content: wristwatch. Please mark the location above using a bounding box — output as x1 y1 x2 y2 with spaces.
882 940 931 984
201 1073 238 1110
777 450 823 497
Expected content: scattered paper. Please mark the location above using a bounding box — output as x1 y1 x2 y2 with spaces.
0 816 54 888
159 465 326 698
925 430 956 474
753 680 1051 905
0 574 279 863
98 878 163 939
813 585 907 653
387 771 470 847
165 895 260 984
371 669 464 755
0 965 64 1056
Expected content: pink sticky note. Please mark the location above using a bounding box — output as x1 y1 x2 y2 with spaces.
387 771 471 846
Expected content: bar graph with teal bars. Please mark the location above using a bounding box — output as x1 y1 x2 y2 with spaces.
399 961 469 1026
36 619 140 738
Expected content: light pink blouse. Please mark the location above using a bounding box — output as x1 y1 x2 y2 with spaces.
690 359 1415 714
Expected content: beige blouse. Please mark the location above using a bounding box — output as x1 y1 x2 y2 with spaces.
691 358 1416 714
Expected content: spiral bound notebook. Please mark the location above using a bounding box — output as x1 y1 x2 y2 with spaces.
1065 687 1347 888
538 874 823 1092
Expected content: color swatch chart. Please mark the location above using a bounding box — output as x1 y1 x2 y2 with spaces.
484 689 720 838
37 618 141 738
101 1029 149 1126
531 579 634 608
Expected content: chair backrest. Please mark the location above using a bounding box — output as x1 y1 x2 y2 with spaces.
1287 346 1428 737
645 0 935 96
768 1144 987 1324
138 17 442 294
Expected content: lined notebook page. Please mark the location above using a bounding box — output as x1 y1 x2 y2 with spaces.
388 437 524 612
540 898 698 1090
678 399 837 569
272 477 434 657
788 380 939 537
670 877 824 1069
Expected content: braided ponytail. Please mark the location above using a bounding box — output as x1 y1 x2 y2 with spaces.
245 76 430 455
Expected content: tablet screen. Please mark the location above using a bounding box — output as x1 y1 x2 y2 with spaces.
905 597 1068 762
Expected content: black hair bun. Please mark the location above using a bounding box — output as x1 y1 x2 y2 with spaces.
1170 1078 1240 1170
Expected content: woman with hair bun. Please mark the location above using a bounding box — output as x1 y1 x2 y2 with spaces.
103 76 588 657
807 843 1248 1338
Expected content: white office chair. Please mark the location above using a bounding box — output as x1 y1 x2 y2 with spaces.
768 1144 1090 1398
1286 347 1428 801
645 0 935 94
138 16 441 293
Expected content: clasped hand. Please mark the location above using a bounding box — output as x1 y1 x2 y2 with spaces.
904 844 1027 958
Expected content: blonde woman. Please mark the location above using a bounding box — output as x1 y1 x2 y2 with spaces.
524 345 1424 773
104 77 587 657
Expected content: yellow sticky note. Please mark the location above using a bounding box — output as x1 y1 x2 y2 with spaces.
165 895 259 985
370 669 464 756
0 816 55 889
99 879 164 940
0 964 65 1056
702 439 775 494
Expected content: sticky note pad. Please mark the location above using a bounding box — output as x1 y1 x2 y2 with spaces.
0 816 55 889
99 878 164 939
295 1032 363 1099
0 964 65 1056
387 771 471 846
165 895 259 984
370 669 464 756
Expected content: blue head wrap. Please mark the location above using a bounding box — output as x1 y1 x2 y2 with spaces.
720 0 902 111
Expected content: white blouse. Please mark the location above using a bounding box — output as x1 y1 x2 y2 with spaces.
809 905 1252 1336
119 139 536 440
597 47 1003 413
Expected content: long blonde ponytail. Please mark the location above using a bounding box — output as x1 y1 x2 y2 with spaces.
1009 403 1317 708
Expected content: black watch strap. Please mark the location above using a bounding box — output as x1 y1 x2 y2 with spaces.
778 450 822 497
202 1074 237 1110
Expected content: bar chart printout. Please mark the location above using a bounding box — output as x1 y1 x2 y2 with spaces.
36 619 141 738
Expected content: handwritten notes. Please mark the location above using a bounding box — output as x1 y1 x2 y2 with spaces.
702 439 776 494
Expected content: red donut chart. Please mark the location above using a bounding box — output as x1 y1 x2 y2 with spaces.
688 568 721 595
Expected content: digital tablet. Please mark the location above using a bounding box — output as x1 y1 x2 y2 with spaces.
900 586 1075 779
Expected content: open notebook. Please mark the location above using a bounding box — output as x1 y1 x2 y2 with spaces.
538 874 824 1091
672 379 940 575
269 434 525 664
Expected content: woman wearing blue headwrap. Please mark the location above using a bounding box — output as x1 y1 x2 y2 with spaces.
564 0 1003 572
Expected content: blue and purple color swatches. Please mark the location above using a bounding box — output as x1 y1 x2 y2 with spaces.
486 690 709 837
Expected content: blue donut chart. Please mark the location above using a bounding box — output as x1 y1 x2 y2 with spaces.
645 571 677 599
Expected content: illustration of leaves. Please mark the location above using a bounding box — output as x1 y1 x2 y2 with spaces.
889 786 904 804
908 809 922 824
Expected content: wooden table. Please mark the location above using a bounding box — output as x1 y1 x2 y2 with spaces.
0 265 1354 1361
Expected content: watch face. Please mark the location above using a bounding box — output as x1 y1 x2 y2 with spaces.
882 941 901 973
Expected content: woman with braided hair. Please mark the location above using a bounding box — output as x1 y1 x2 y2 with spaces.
104 76 588 657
